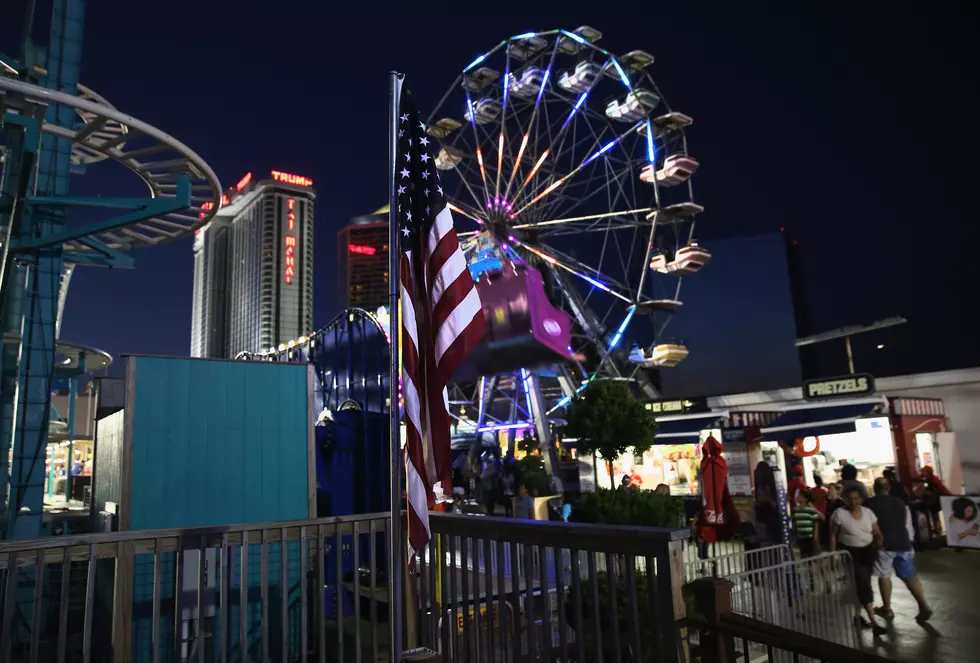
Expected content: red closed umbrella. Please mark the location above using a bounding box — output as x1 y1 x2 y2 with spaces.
697 435 740 543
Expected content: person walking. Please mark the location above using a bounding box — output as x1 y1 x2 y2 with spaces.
882 467 909 504
500 469 516 517
480 460 499 515
820 483 846 549
792 490 822 557
867 477 933 623
839 464 869 502
830 486 886 636
810 475 829 515
514 483 534 519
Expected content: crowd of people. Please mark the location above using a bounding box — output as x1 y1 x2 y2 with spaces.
788 464 935 637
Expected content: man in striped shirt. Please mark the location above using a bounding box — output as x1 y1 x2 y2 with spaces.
793 490 823 557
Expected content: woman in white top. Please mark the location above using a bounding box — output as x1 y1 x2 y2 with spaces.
830 486 885 635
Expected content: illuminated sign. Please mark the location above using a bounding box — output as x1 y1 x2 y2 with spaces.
349 244 377 256
803 374 875 401
284 198 297 284
272 170 313 187
235 172 252 191
644 398 708 414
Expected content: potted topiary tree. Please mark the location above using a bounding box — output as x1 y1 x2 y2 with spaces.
565 379 658 489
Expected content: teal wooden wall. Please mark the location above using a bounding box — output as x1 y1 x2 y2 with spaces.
125 356 311 662
127 355 310 529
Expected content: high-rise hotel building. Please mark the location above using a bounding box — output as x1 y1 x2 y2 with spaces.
337 205 389 312
191 170 315 358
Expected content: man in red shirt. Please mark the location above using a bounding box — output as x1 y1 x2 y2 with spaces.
810 474 829 515
788 465 808 505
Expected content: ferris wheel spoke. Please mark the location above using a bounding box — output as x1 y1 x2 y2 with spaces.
446 201 487 228
510 207 657 231
499 38 562 204
507 235 633 303
514 121 642 219
511 105 612 215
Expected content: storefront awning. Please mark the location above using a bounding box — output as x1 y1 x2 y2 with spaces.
655 410 729 444
760 397 887 439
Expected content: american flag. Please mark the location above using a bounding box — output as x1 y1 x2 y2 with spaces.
395 82 486 557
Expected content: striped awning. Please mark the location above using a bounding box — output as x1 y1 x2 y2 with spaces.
654 410 729 444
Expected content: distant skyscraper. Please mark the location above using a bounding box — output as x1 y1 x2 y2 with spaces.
191 170 315 358
338 206 389 311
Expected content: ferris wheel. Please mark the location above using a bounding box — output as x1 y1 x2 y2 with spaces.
428 27 708 447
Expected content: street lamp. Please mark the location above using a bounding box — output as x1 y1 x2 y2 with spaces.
795 316 906 374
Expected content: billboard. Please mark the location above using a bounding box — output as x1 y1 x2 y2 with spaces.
941 495 980 549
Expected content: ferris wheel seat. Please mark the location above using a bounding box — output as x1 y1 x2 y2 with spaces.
650 344 689 367
558 61 602 93
558 26 603 54
463 67 501 93
629 343 688 368
427 118 463 138
509 36 549 61
649 254 669 272
640 154 699 187
509 67 545 99
635 299 683 314
605 89 661 122
667 244 711 275
435 146 465 170
459 263 575 376
620 50 656 71
465 98 502 125
641 112 694 138
645 201 704 224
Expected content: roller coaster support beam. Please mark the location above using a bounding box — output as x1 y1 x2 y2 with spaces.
12 175 191 251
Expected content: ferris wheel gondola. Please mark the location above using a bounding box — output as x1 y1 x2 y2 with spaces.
429 28 707 468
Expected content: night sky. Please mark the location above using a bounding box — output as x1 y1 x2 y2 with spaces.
2 3 976 391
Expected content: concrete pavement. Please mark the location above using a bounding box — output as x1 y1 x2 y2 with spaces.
858 548 980 662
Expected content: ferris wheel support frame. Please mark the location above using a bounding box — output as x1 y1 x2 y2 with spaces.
0 2 221 539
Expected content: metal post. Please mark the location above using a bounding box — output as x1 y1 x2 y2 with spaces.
66 376 76 501
844 335 855 374
387 70 405 663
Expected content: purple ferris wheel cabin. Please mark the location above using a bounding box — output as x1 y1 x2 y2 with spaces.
457 260 577 379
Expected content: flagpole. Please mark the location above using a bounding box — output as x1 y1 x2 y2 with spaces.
387 70 405 662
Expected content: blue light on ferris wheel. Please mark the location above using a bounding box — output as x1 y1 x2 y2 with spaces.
535 67 552 105
464 54 487 72
584 138 618 165
645 120 657 164
520 368 534 416
608 306 637 349
610 58 631 88
512 32 538 40
561 30 587 45
561 91 590 131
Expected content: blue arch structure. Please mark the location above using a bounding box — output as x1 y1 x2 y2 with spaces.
239 307 391 418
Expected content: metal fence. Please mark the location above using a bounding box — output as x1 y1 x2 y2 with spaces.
0 511 691 663
684 544 792 583
416 512 688 663
0 513 390 663
723 551 860 651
